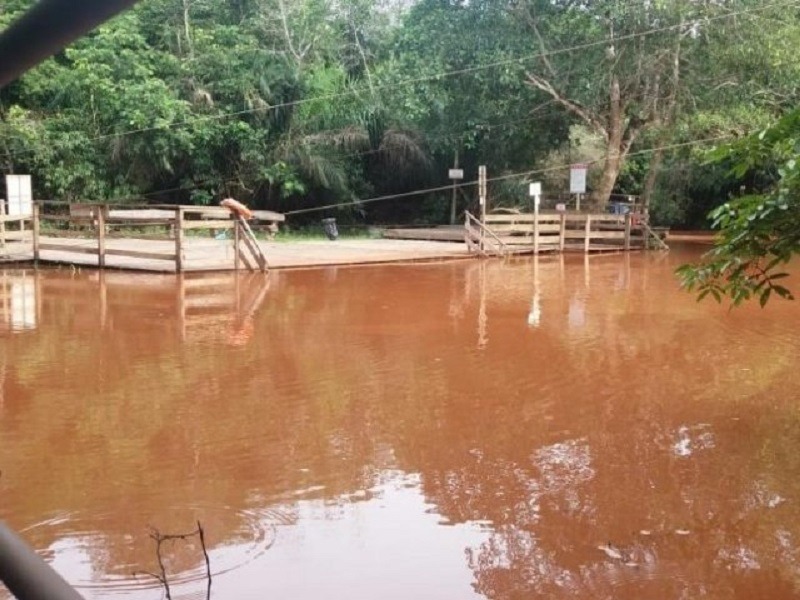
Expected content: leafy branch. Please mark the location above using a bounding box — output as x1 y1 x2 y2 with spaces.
677 108 800 306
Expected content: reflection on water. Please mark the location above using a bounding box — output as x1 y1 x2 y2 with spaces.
1 246 800 599
0 270 39 333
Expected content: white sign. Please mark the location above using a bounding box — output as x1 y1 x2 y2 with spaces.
5 175 32 216
448 169 464 180
570 164 588 194
528 182 542 197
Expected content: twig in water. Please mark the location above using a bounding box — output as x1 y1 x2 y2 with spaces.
135 522 212 600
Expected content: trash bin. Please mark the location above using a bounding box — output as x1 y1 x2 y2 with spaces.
608 202 631 215
321 218 339 241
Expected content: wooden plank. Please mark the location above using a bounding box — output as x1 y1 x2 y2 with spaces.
238 246 255 271
383 228 464 242
0 214 28 225
38 214 76 223
39 243 98 255
564 214 625 224
559 214 566 252
488 223 562 234
1 231 31 242
106 218 175 226
104 248 177 261
238 216 268 271
586 231 626 240
240 228 264 269
182 220 235 230
252 210 285 223
484 214 562 225
563 230 626 240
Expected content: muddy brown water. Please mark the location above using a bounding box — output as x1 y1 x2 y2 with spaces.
1 245 800 599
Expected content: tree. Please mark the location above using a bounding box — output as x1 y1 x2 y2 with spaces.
677 107 800 306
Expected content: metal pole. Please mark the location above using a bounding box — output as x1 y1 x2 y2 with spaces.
0 521 84 600
450 179 457 225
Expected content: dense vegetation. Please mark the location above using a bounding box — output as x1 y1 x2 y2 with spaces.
1 0 798 227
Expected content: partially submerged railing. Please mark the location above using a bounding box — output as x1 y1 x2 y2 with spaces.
483 212 566 254
19 201 280 272
464 211 508 257
465 210 656 256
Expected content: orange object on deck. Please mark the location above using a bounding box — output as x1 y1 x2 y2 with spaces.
221 198 253 220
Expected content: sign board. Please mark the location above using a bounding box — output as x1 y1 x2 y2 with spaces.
448 169 464 180
528 182 542 197
5 175 32 216
570 164 588 194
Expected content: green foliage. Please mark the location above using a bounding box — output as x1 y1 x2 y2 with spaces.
677 108 800 306
1 0 799 226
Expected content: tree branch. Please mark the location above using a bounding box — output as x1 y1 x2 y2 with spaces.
525 71 608 141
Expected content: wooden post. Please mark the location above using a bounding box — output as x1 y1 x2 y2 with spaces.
478 165 487 253
450 151 460 225
624 213 631 251
97 205 106 268
32 202 40 264
174 206 184 273
533 208 540 255
559 213 566 252
584 214 591 253
233 218 241 271
0 200 6 254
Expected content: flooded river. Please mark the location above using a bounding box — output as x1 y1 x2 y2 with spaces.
2 245 800 599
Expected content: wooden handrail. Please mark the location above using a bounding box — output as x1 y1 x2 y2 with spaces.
464 211 509 254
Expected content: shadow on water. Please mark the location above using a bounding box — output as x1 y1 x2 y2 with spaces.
1 246 800 599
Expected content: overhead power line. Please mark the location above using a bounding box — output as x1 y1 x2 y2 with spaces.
281 133 736 216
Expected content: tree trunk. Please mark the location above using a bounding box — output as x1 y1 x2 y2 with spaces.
594 150 622 209
592 75 623 209
182 0 193 59
641 146 664 215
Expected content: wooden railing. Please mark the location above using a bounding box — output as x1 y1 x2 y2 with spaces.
466 211 653 255
0 199 34 261
483 212 566 253
27 202 279 272
464 211 509 257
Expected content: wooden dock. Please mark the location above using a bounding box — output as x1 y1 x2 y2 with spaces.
0 202 664 274
0 235 472 272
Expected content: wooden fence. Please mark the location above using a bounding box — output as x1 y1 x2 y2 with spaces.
471 211 647 256
23 202 278 272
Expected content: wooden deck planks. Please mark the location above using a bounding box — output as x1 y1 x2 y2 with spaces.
20 235 472 272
